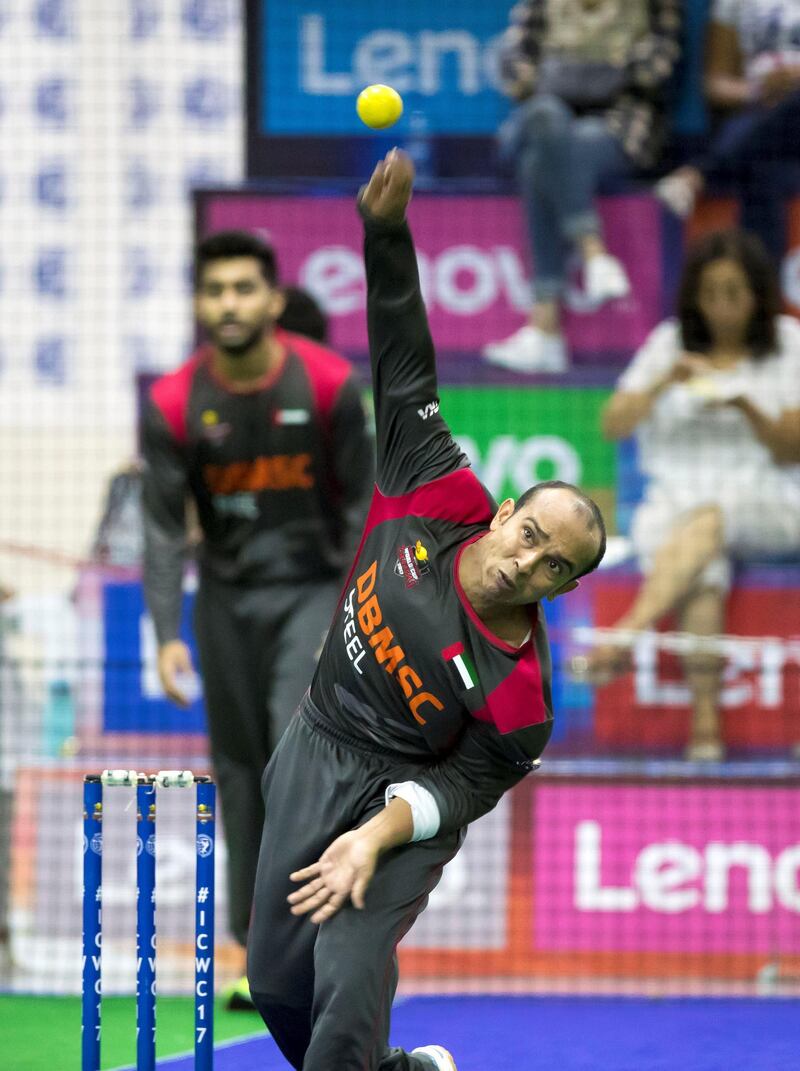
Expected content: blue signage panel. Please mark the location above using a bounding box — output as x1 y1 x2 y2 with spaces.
103 580 207 734
260 0 510 135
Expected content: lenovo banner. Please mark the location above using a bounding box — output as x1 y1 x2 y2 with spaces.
199 190 667 364
533 782 800 956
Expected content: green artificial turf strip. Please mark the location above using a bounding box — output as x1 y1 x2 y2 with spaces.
1 994 266 1071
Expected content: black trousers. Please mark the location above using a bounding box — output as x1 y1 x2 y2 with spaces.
194 575 340 947
247 703 463 1070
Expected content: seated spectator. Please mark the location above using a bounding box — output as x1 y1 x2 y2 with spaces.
90 461 144 568
483 0 682 373
657 0 800 265
586 230 800 760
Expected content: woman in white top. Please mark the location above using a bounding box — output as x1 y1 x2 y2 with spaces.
593 229 800 760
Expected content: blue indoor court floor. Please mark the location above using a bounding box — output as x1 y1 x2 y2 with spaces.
135 994 799 1071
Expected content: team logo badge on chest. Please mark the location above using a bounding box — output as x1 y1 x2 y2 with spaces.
394 539 430 588
200 409 232 443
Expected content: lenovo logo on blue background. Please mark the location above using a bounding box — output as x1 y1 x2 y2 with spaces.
261 1 510 135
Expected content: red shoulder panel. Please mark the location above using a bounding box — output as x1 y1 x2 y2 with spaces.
473 649 549 733
331 468 493 622
149 349 205 446
365 467 494 532
279 328 354 426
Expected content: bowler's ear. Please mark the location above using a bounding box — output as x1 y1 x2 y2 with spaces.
546 579 580 602
489 498 516 531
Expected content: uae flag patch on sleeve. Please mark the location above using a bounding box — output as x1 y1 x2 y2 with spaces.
441 641 478 691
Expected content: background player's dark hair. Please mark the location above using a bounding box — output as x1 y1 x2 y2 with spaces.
677 228 779 358
514 480 607 579
195 230 278 289
277 285 329 344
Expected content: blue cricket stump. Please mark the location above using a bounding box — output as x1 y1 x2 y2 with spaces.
81 770 216 1071
81 775 103 1071
137 777 157 1071
194 778 216 1070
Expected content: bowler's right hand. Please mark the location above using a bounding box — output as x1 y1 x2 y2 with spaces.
359 149 415 225
287 828 380 924
157 639 194 708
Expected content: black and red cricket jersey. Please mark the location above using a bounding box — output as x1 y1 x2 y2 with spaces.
309 207 553 834
141 330 373 644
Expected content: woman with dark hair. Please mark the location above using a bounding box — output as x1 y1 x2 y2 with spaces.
587 229 800 760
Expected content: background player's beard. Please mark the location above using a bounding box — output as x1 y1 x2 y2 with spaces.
212 321 267 357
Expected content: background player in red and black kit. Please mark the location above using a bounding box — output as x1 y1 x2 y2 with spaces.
246 152 607 1070
141 231 373 998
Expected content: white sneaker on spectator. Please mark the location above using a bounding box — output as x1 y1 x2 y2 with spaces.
481 325 568 373
655 172 698 219
411 1045 458 1070
584 253 631 305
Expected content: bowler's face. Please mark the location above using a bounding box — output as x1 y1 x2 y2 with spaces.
195 257 282 355
477 489 600 605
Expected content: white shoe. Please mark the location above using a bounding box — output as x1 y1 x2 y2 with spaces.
584 253 631 305
481 324 568 373
655 173 697 219
411 1045 458 1070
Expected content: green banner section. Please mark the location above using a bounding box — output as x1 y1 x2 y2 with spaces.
439 387 615 502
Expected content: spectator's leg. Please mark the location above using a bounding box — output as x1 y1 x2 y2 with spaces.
655 102 792 220
518 137 563 333
738 157 789 265
705 91 800 170
615 505 725 633
512 95 574 307
559 117 633 303
690 91 800 255
679 586 727 761
482 96 571 368
582 506 726 683
561 117 631 247
515 106 634 301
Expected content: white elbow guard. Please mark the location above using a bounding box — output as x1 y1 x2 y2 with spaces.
385 781 441 841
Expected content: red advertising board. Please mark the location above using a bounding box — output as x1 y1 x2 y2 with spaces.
591 577 800 753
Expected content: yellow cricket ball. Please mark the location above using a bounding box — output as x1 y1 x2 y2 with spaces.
356 84 403 130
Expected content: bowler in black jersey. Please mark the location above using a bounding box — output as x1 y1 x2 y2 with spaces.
247 150 606 1071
